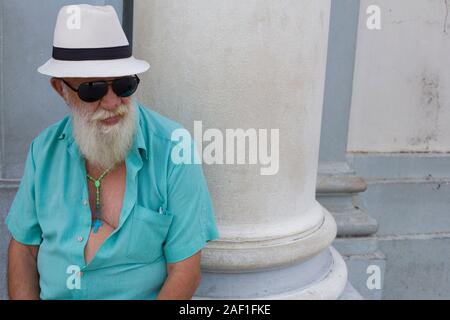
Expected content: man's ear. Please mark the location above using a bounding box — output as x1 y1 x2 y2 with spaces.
50 77 65 98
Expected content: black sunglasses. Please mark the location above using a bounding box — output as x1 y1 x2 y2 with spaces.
61 75 140 103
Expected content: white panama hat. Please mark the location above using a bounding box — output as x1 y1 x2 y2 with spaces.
38 4 149 78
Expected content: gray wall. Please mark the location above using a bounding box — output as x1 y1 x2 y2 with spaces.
320 0 450 299
348 0 450 153
348 153 450 299
340 0 450 299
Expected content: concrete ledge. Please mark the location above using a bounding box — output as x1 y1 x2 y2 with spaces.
317 161 377 237
317 173 367 194
347 152 450 179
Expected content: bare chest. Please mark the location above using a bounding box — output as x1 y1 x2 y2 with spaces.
86 165 126 229
83 163 127 265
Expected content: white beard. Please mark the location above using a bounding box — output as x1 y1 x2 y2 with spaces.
67 96 137 171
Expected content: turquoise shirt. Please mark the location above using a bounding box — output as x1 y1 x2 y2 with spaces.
5 101 220 300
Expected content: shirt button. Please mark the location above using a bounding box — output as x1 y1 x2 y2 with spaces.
83 199 88 206
77 236 83 242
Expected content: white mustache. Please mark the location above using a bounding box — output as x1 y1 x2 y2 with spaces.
90 104 129 122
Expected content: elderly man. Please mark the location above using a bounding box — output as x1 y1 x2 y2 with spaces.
6 4 219 300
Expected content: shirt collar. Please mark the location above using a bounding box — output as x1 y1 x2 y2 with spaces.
59 101 148 161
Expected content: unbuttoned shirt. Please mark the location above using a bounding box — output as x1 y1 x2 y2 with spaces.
5 101 220 299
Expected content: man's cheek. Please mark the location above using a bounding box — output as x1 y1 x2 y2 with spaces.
122 97 132 106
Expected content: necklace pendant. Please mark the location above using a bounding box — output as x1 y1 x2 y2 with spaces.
93 219 103 233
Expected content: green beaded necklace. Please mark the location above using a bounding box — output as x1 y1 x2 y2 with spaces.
87 166 114 233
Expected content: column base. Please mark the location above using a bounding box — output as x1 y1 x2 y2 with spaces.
339 282 364 300
194 246 348 300
317 161 378 237
201 204 338 272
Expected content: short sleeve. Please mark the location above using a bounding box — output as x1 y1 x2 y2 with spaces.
5 140 43 245
163 144 220 263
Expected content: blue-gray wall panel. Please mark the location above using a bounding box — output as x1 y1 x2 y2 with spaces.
379 237 450 299
319 0 360 162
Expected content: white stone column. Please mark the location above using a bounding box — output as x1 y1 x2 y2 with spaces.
134 0 348 299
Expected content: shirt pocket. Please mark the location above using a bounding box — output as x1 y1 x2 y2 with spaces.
126 204 173 264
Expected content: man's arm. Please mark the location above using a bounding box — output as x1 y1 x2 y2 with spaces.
157 251 202 300
7 238 40 300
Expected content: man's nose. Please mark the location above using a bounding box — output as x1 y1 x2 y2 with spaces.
99 85 121 111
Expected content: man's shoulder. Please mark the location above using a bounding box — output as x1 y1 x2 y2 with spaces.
137 102 187 143
32 116 71 149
